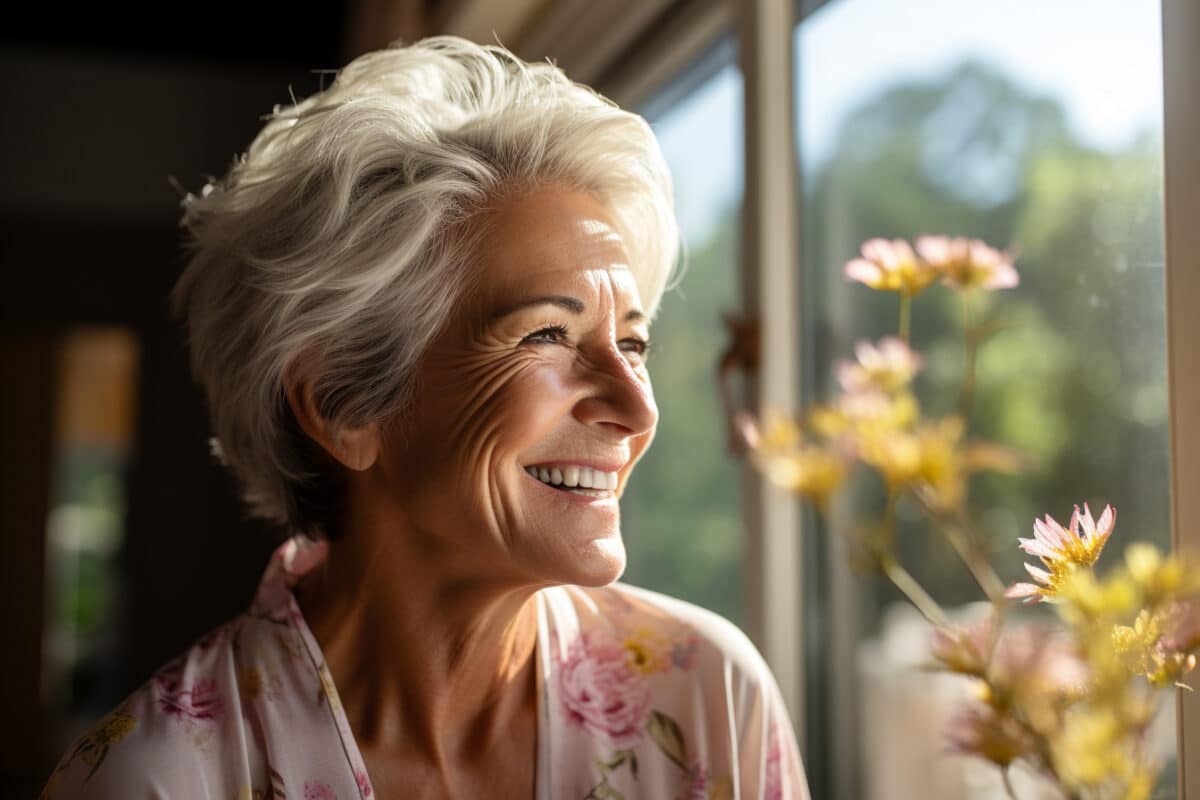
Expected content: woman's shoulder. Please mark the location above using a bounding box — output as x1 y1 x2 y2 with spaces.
41 615 275 799
41 668 230 798
548 581 771 683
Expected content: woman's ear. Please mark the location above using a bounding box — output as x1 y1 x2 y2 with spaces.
283 364 379 472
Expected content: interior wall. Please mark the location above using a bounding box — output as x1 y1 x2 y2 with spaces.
0 49 311 796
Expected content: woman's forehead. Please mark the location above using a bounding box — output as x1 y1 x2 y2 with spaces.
473 187 642 306
482 263 644 317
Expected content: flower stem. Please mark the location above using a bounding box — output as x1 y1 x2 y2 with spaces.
908 488 1009 604
958 291 978 421
899 291 912 344
944 521 1008 604
949 525 1006 602
879 553 949 628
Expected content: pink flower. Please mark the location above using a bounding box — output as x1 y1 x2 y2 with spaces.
835 336 924 394
915 235 1019 291
945 703 1035 766
1006 503 1116 603
1161 598 1200 654
355 768 373 797
763 722 784 800
844 238 939 295
989 624 1089 695
680 758 709 800
558 631 651 749
930 618 994 677
155 667 224 722
303 779 338 800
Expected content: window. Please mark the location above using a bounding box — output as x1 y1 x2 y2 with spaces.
620 41 746 625
42 328 140 751
793 1 1171 797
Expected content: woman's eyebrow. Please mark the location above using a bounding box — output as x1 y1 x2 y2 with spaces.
490 295 585 322
489 296 647 324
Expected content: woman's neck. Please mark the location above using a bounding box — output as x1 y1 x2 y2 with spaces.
294 513 542 763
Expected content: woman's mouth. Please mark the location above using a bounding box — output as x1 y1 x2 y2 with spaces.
524 463 618 496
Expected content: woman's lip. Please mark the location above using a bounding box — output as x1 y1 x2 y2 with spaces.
522 459 627 472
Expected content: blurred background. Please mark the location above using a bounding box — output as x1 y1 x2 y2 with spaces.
0 0 1177 797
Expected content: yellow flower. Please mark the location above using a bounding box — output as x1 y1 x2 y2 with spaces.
1005 503 1116 603
1055 569 1139 620
622 628 672 675
1123 543 1200 606
1112 610 1163 678
1050 706 1128 789
94 712 136 746
240 665 264 701
844 238 939 296
859 416 1006 512
317 663 342 714
751 416 847 508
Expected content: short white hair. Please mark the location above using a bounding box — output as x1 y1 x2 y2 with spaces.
173 35 680 536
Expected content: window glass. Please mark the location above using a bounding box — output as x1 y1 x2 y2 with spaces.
621 47 745 624
43 328 140 751
794 1 1171 796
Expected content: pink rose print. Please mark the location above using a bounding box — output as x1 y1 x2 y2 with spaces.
558 631 651 749
355 768 373 797
680 757 709 800
155 666 223 722
764 722 783 800
304 779 338 800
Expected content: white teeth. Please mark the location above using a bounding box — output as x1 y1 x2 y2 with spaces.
563 466 580 487
526 464 619 492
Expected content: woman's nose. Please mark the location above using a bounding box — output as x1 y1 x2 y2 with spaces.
572 344 658 438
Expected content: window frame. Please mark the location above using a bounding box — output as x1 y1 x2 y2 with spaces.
1163 0 1200 794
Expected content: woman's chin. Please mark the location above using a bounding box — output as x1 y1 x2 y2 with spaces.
563 535 627 587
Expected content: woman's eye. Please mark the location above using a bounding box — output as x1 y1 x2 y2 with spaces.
619 337 651 358
520 324 569 345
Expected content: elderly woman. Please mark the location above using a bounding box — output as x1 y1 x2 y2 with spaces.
44 37 808 799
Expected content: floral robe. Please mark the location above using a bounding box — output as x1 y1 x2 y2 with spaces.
43 536 809 799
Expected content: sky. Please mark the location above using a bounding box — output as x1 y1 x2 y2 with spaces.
645 0 1164 244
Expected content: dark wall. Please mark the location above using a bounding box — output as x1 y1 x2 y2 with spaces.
0 46 336 796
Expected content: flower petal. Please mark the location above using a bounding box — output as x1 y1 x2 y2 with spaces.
984 261 1020 289
1005 583 1043 602
844 259 882 286
1017 537 1054 559
1023 563 1052 585
915 235 949 263
1077 503 1097 539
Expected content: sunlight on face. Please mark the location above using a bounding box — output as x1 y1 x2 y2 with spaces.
376 185 658 588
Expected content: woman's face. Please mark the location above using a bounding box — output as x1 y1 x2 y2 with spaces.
372 185 658 588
